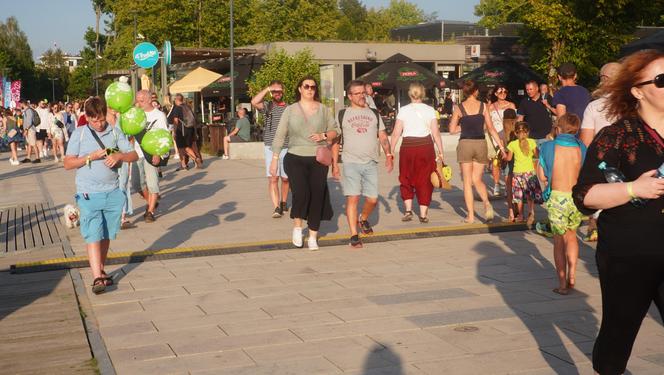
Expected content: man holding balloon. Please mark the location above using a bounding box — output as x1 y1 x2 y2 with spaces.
133 90 170 223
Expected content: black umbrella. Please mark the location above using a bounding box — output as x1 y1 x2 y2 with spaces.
357 53 447 90
201 63 254 97
620 29 664 57
457 56 544 100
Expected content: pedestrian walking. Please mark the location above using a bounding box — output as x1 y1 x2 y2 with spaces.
251 80 290 218
489 84 516 196
63 97 138 294
270 76 339 250
573 49 664 375
537 114 586 295
3 108 20 165
331 80 393 248
504 122 543 224
449 79 504 223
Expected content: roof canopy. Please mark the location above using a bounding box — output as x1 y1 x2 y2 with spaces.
169 67 221 94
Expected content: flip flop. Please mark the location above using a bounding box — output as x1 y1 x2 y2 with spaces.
552 288 569 296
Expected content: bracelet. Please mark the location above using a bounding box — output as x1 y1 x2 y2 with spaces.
85 155 91 168
626 182 637 199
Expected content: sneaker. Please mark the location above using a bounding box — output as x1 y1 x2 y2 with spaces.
272 206 283 218
292 227 303 248
280 202 288 212
349 234 363 248
9 158 19 166
32 158 41 164
21 158 31 163
307 236 319 251
144 211 156 223
53 156 59 162
358 216 373 235
535 222 553 238
222 155 229 160
174 154 180 160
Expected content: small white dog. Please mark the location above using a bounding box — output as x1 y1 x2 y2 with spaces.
63 204 80 229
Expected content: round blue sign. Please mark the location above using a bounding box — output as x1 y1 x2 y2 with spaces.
133 42 159 69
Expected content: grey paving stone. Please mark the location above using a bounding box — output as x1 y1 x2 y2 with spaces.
367 288 477 305
190 356 342 375
408 306 515 328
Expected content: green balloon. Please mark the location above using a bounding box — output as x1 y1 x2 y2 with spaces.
120 107 147 136
141 128 173 156
105 81 134 113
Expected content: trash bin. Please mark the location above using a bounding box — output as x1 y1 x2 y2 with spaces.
205 124 226 156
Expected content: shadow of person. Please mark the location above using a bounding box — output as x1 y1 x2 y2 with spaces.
474 234 599 374
108 203 239 285
361 344 404 375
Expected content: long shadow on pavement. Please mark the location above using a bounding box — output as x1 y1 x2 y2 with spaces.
361 344 403 374
475 232 602 374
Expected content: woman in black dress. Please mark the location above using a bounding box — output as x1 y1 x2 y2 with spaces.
573 49 664 374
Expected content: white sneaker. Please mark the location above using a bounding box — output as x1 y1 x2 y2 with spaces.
307 236 319 251
174 154 180 160
292 227 303 248
9 158 19 166
222 155 229 160
53 156 59 162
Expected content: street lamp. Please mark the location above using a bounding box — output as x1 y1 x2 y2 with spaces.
229 0 235 120
48 77 59 102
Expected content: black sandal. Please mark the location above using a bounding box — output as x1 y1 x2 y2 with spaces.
401 211 413 222
92 278 106 294
419 216 429 223
101 271 114 286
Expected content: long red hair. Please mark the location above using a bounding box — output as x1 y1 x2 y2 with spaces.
606 49 664 120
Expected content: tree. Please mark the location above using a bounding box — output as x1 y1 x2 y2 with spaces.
248 0 340 43
364 0 429 41
247 48 319 105
475 0 664 85
337 0 368 40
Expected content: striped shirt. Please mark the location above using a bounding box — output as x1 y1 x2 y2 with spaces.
260 100 288 148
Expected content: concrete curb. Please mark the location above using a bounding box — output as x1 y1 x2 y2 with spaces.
11 220 528 274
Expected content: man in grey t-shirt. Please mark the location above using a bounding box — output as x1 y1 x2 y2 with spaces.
332 80 393 248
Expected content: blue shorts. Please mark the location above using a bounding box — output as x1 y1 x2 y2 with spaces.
76 188 125 243
342 161 379 198
264 146 288 178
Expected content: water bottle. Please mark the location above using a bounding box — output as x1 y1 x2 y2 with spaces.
656 162 664 178
598 162 646 207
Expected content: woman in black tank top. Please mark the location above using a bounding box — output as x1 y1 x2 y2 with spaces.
449 80 505 223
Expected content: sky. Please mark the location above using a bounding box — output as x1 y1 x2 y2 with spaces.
4 0 480 61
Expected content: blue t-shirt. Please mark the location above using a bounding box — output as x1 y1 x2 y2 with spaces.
66 124 133 193
551 86 591 122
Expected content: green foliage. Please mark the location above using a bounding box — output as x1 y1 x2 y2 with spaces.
248 0 340 43
364 0 429 41
247 48 320 104
475 0 664 85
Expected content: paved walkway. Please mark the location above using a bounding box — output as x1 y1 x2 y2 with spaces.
1 149 662 374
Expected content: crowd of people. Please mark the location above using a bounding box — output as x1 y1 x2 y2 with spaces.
2 48 662 375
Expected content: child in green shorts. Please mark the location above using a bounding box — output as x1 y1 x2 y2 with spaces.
537 113 587 295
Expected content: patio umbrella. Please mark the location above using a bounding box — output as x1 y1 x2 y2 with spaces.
201 63 254 97
357 53 447 90
457 56 544 100
620 29 664 57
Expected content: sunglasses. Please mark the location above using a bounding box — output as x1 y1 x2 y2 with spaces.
302 84 317 91
496 90 507 94
634 73 664 88
271 90 283 94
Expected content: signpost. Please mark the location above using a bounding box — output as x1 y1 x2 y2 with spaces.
133 42 159 69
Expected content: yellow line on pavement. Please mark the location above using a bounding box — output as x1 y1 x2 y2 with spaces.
11 221 524 270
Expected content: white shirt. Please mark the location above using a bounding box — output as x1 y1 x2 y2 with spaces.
397 103 437 137
35 107 50 131
134 108 169 156
581 96 614 135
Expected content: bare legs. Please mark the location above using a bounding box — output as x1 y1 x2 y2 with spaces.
269 176 290 210
553 230 579 294
403 198 428 218
87 239 110 280
461 162 492 222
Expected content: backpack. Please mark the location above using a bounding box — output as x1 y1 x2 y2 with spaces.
181 105 196 128
337 107 381 144
29 108 41 127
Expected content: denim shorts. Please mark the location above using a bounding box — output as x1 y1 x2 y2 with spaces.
264 146 288 178
76 188 125 243
342 161 379 198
